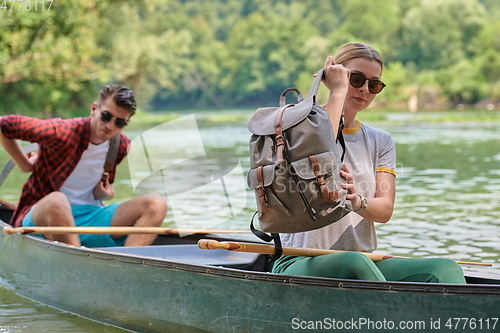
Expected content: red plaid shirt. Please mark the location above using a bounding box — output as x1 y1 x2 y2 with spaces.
0 115 130 227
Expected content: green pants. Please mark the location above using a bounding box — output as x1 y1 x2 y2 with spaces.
272 252 466 284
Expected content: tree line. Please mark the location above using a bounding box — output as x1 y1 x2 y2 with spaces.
1 0 499 118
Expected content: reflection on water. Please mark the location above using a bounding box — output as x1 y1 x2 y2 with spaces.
0 114 499 331
385 124 500 276
0 287 128 333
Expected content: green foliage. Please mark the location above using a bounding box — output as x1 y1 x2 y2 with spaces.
0 1 101 116
95 0 194 108
401 0 487 70
335 0 401 59
1 0 500 116
376 62 414 107
437 58 490 104
223 9 317 104
470 19 500 99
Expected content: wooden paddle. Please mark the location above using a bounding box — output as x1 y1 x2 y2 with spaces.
3 226 251 235
198 239 492 266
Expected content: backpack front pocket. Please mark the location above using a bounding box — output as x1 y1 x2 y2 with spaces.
247 164 292 218
290 151 341 203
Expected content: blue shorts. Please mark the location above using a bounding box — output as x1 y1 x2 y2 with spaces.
22 204 126 248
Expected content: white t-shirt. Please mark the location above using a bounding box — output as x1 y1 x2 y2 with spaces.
280 120 396 253
59 140 110 207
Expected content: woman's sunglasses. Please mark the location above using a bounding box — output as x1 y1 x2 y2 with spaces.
350 72 386 94
99 110 129 129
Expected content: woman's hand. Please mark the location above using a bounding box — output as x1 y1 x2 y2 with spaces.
340 164 396 223
322 56 350 97
340 163 363 210
321 56 350 139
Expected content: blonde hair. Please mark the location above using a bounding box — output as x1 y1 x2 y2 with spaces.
334 43 384 70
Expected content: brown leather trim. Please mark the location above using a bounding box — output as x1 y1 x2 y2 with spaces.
274 104 293 165
308 155 339 202
256 166 268 214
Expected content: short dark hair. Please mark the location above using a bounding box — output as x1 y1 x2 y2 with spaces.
98 85 137 116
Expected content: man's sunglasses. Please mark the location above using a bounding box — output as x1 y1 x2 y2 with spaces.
350 72 386 94
99 110 129 129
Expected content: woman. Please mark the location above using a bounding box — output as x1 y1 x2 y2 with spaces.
272 42 465 284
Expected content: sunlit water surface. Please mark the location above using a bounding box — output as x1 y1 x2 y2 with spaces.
0 111 499 332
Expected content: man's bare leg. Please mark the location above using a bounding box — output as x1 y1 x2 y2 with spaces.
110 193 167 246
31 191 81 246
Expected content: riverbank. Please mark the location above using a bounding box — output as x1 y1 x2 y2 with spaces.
126 108 500 130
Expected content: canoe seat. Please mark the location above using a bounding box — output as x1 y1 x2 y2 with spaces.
95 244 267 270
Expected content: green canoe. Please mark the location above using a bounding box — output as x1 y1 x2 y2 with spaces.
0 220 499 333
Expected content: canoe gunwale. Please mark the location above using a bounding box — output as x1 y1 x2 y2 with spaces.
9 230 500 296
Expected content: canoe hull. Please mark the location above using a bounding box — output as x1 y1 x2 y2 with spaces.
1 227 499 333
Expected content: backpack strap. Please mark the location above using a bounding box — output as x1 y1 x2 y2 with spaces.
337 115 346 162
250 211 282 261
307 68 324 100
255 166 268 214
274 104 293 165
102 136 119 181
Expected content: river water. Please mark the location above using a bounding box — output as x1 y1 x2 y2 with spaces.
0 111 499 332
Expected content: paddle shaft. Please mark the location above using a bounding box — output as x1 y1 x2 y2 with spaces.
3 226 250 235
198 239 492 266
198 239 393 262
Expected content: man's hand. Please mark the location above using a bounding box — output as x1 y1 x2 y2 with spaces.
93 172 115 201
26 151 38 169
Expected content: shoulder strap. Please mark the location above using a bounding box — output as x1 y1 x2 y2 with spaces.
337 115 346 162
103 136 120 175
307 68 324 100
0 143 39 188
249 212 282 261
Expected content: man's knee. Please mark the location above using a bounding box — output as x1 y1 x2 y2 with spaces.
32 191 72 226
36 191 71 212
141 194 167 221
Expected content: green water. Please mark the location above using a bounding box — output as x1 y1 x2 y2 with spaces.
0 112 499 332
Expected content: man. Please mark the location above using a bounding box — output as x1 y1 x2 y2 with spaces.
0 85 167 247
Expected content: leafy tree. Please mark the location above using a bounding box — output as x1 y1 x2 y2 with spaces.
333 0 401 60
1 0 500 113
153 13 232 108
375 62 416 110
437 58 490 105
467 19 500 100
181 0 244 41
223 8 318 105
400 0 487 70
479 0 500 19
305 0 343 36
0 1 102 116
96 0 194 108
